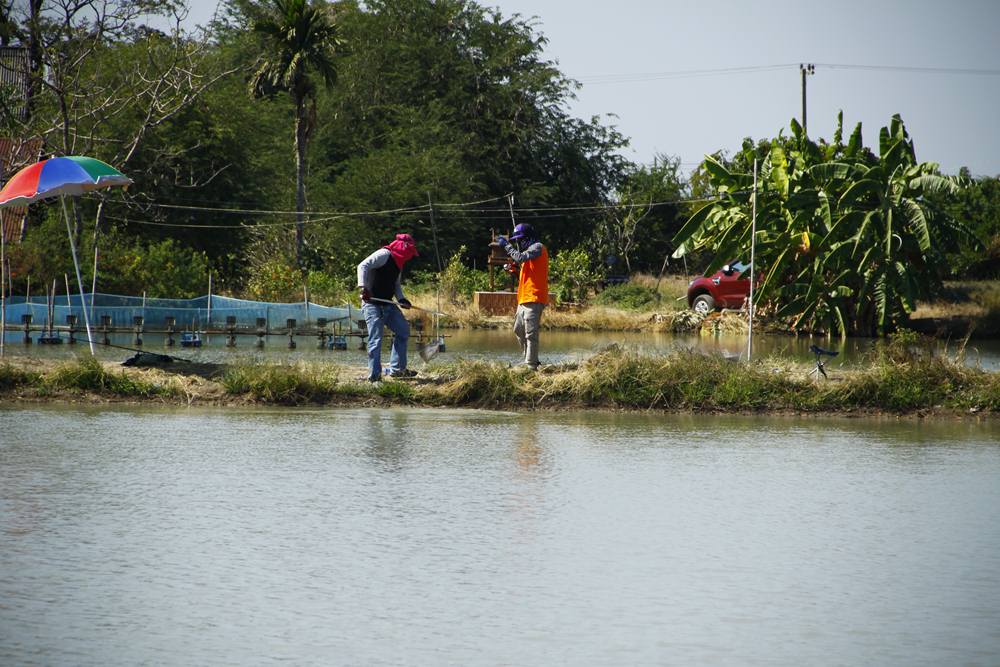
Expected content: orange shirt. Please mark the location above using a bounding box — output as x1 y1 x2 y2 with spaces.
517 246 549 305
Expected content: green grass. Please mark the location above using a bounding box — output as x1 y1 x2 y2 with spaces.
220 363 341 404
47 357 174 397
0 363 41 392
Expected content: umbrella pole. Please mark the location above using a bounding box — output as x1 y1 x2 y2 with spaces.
1 222 5 359
61 196 95 355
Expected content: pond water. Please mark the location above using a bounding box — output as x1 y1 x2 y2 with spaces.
2 406 999 666
4 327 1000 371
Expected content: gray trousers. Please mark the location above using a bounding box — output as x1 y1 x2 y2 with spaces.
513 302 545 367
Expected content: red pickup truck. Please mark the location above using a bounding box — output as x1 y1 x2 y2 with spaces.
687 261 752 315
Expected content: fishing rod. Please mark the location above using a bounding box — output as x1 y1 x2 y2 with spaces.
42 332 195 363
366 297 447 317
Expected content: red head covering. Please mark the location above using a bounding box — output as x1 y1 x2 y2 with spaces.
385 233 419 269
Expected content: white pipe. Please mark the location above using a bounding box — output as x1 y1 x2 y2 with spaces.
1 224 5 359
747 159 758 362
61 196 95 354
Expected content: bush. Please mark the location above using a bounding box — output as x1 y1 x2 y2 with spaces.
438 246 490 302
99 238 210 298
549 247 605 304
245 258 304 302
0 364 40 392
306 270 350 305
593 283 659 310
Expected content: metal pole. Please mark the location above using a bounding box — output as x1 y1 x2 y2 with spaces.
1 218 5 359
747 159 758 362
427 192 442 340
89 200 103 324
800 63 814 135
207 271 212 330
61 196 95 354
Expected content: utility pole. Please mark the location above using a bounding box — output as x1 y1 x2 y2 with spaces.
800 63 815 135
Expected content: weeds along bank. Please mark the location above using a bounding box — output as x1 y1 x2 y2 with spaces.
2 344 998 416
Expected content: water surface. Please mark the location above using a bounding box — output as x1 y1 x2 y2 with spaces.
1 406 999 665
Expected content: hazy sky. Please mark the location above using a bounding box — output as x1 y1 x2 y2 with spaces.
180 0 1000 176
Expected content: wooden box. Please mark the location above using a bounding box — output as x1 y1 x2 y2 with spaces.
474 291 517 316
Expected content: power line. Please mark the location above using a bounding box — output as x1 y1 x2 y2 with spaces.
98 194 730 230
573 62 1000 85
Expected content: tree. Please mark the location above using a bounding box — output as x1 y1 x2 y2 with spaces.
312 0 628 269
595 155 687 275
246 0 342 267
673 113 979 336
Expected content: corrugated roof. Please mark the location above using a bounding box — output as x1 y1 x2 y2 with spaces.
0 46 29 121
1 136 43 243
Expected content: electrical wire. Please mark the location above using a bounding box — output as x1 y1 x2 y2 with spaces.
98 193 736 229
573 62 1000 85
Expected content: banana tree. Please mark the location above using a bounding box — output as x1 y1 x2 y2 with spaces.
673 113 976 336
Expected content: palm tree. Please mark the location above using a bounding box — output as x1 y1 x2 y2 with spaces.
249 0 341 267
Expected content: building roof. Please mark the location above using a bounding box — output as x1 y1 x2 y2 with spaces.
1 136 43 243
0 45 30 121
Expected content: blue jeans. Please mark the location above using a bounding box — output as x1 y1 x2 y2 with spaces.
362 302 409 380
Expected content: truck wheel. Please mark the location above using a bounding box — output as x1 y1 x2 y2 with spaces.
692 294 715 315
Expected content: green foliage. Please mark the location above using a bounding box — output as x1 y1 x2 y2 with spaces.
593 283 659 310
220 362 340 403
673 113 978 336
0 364 40 392
930 171 1000 278
6 0 631 299
549 247 604 304
9 214 209 298
306 269 350 304
594 155 689 274
245 257 303 301
437 246 490 301
97 237 210 298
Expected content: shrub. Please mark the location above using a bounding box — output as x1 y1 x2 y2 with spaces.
0 364 40 392
438 246 490 302
549 247 605 304
593 283 659 310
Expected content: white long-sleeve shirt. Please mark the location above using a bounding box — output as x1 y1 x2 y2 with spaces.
357 248 405 301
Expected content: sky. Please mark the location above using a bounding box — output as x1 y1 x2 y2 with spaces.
180 0 1000 177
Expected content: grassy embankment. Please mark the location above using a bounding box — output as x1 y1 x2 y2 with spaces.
2 335 997 415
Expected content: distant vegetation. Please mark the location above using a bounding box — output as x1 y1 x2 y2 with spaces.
2 1 998 336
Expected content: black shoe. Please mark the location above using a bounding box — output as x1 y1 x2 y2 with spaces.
387 369 417 378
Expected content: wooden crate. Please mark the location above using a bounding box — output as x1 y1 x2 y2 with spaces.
474 291 517 315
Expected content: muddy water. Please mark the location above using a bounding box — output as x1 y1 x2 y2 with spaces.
1 406 999 666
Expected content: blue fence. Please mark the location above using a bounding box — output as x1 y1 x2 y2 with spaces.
1 293 357 331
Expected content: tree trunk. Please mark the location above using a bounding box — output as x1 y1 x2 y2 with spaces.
294 93 307 268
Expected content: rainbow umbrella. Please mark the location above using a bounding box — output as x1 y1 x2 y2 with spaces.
0 156 132 354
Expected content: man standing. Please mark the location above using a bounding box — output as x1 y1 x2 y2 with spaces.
357 233 419 381
497 223 548 369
